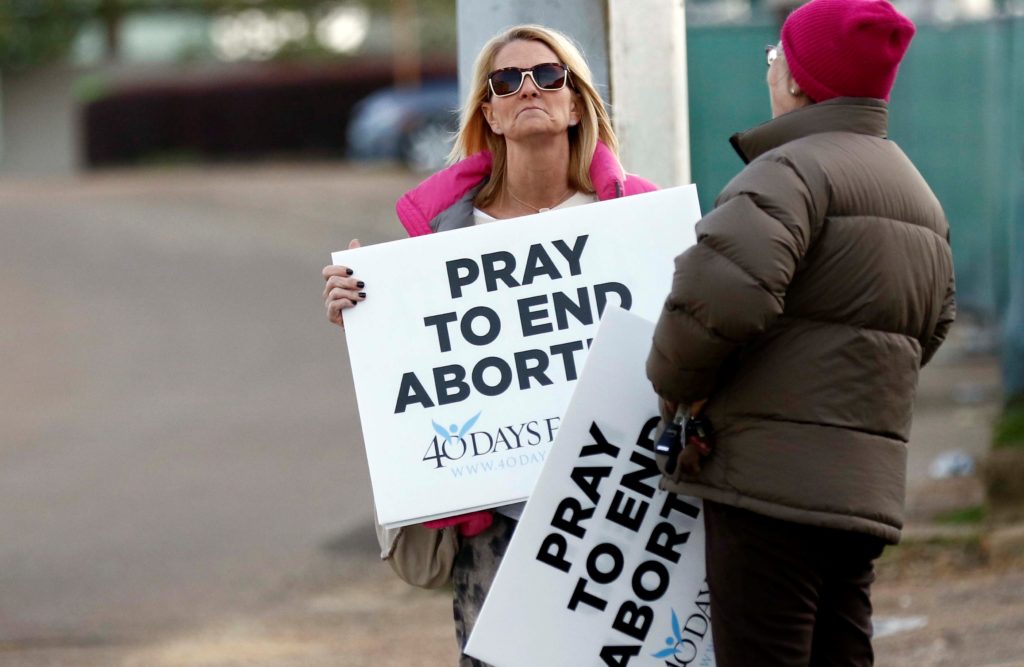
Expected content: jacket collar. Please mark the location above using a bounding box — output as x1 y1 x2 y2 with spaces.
395 140 626 236
729 97 890 164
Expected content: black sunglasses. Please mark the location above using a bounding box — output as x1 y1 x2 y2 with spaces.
487 63 570 97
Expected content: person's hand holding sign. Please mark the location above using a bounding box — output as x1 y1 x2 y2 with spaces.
322 239 365 328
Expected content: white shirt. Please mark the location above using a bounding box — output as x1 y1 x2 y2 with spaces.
473 190 598 226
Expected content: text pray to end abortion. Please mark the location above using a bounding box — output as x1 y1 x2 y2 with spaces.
394 234 633 414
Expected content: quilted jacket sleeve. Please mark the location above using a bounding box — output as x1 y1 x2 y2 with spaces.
646 157 823 404
921 270 956 367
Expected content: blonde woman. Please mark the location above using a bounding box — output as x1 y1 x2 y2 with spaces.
323 25 655 665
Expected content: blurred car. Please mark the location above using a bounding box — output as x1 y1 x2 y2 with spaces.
345 78 460 172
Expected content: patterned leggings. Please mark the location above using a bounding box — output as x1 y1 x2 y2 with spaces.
451 512 517 667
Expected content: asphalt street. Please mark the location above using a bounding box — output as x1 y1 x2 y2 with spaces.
0 164 419 651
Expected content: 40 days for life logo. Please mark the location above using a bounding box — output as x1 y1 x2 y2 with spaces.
424 411 560 469
651 598 713 667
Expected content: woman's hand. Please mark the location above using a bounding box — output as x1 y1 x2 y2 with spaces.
658 397 710 477
322 239 365 328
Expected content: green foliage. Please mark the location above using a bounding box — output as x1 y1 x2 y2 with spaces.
0 1 93 69
935 505 987 525
994 398 1024 449
71 71 112 102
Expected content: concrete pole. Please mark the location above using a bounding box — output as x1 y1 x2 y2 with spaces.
455 0 691 188
607 0 690 186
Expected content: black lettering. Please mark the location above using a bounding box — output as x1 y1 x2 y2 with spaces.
423 312 459 352
632 560 670 602
582 422 620 459
471 356 512 396
552 235 589 275
606 490 648 532
568 577 607 612
595 281 633 315
552 497 594 539
695 581 711 619
518 294 553 336
599 644 640 666
446 258 479 299
612 601 653 641
570 466 612 505
660 493 702 521
587 542 624 584
514 348 553 389
545 417 560 442
505 423 526 448
434 365 469 406
493 428 516 452
394 372 435 413
537 533 571 572
550 340 585 381
481 250 520 292
683 613 709 639
470 431 495 456
621 451 659 499
645 521 690 564
525 421 542 445
636 416 660 452
552 287 594 329
667 640 698 666
521 243 562 285
460 306 501 346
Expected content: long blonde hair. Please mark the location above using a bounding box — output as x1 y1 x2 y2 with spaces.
450 25 620 208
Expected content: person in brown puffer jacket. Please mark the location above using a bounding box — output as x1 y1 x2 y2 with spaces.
646 1 955 665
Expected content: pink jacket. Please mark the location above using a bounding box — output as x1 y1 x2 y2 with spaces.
395 141 658 237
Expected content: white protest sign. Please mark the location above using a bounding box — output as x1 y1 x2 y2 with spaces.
332 186 700 528
466 308 715 667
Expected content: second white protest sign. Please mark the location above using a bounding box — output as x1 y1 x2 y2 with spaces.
465 308 715 667
332 185 700 527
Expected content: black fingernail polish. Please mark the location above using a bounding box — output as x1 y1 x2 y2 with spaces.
358 292 366 298
357 281 365 288
346 269 353 276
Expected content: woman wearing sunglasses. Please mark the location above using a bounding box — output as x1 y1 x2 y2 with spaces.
323 24 655 666
646 0 955 665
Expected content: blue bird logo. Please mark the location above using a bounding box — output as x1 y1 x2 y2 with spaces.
652 609 688 660
431 411 481 445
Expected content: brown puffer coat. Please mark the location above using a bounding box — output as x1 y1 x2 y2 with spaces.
647 97 955 543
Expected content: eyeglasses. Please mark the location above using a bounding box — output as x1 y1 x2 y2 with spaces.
765 43 781 68
487 63 570 97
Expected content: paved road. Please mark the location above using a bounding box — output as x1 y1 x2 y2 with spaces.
0 164 420 651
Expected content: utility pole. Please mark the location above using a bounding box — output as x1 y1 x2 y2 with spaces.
607 0 690 186
455 0 690 188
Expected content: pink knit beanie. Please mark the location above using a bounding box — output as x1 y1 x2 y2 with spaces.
781 0 915 102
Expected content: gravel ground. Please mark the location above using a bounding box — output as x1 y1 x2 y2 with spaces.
10 520 1018 667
